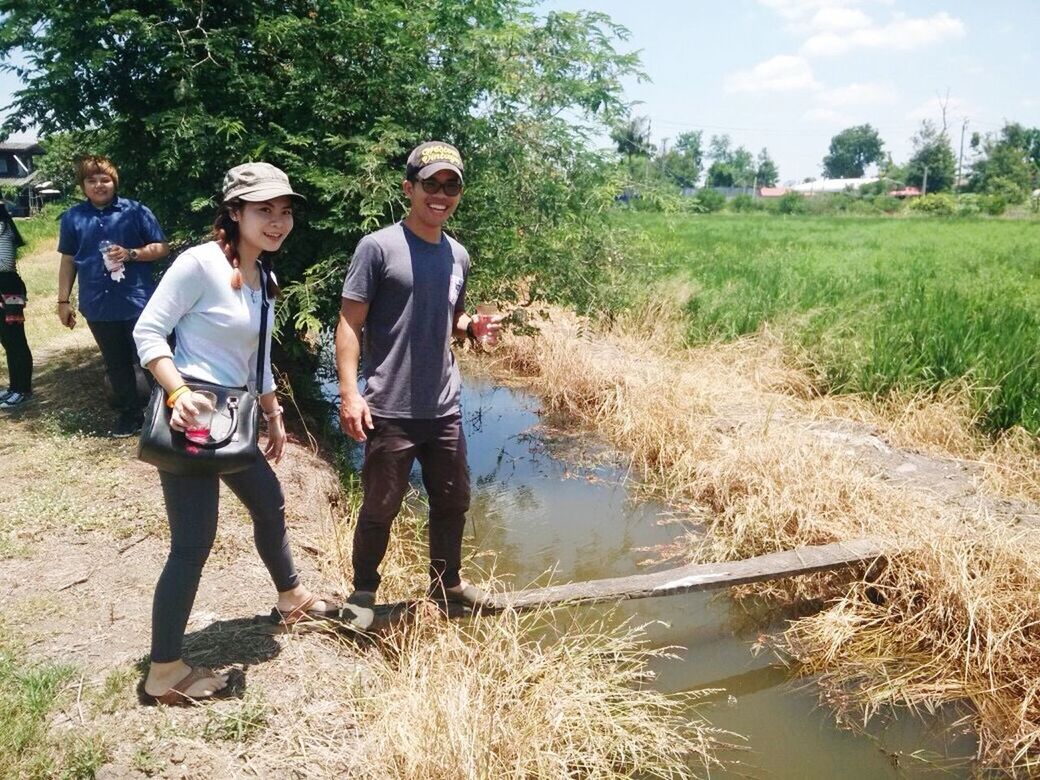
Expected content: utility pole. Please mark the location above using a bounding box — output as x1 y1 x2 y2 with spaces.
957 118 968 192
922 165 929 196
644 119 652 185
660 137 669 175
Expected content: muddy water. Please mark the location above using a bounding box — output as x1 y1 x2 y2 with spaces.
343 372 976 777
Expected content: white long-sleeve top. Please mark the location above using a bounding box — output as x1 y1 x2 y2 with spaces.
134 241 275 394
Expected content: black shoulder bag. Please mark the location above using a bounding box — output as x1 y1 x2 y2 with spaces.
137 271 269 476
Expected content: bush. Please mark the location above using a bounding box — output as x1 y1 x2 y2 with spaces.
981 194 1008 216
729 193 758 212
908 193 957 216
867 195 903 214
777 191 807 215
692 188 726 213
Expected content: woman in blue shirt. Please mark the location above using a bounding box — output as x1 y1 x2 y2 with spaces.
56 155 170 436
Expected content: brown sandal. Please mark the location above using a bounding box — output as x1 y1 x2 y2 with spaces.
142 666 225 707
270 594 341 628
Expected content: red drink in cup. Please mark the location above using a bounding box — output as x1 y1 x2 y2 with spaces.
475 303 500 349
184 390 217 444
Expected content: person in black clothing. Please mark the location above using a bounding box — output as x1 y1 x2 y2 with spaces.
0 202 32 410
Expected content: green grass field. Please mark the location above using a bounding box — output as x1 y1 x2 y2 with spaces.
627 212 1040 434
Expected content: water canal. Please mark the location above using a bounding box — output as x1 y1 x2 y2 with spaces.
337 370 977 778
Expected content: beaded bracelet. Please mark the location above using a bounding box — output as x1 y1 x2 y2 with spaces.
166 385 191 409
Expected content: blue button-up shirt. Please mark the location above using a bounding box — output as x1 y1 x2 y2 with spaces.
58 196 166 321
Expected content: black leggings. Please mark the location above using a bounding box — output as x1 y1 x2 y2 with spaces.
151 455 300 663
0 272 31 394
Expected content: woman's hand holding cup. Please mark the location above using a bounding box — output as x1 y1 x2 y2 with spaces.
171 390 216 439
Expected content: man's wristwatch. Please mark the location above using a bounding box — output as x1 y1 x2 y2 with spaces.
465 320 476 341
128 248 139 261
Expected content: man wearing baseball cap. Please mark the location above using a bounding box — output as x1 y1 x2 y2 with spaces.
335 140 501 613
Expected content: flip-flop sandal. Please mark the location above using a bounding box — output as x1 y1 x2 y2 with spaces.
141 666 225 707
270 594 342 628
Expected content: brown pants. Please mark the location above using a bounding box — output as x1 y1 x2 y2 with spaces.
353 414 470 594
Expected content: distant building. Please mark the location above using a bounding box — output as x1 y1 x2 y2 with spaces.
789 177 879 195
757 186 789 198
0 141 56 216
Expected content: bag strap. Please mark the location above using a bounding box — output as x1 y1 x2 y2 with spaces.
256 265 269 394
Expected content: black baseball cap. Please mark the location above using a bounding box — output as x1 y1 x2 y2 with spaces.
406 141 464 183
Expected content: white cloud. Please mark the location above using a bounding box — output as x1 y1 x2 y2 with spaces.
758 0 890 23
724 55 819 94
802 12 965 57
809 6 872 31
818 82 898 108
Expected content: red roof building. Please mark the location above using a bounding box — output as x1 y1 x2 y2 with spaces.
889 186 921 198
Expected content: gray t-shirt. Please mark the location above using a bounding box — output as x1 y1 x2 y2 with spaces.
341 222 470 419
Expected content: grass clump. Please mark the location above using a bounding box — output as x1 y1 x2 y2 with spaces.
341 603 728 779
782 522 1040 772
0 625 110 779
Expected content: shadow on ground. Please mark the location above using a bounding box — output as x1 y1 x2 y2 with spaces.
5 344 150 437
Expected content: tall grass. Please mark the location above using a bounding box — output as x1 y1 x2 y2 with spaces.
627 213 1040 434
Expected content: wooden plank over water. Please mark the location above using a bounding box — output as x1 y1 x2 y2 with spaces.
486 537 887 611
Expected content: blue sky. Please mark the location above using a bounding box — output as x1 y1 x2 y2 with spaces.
3 2 1038 183
541 0 1040 182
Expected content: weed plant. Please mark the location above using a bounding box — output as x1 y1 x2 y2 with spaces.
629 212 1040 434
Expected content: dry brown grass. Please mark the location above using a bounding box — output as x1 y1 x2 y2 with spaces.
336 603 729 779
483 299 1040 773
307 485 732 779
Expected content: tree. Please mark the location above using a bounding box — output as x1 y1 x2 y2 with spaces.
611 116 653 162
968 122 1040 202
704 135 756 188
906 121 957 193
822 124 885 178
0 1 642 333
756 148 779 187
659 130 702 189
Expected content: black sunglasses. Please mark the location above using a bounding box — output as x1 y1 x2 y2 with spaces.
419 178 463 196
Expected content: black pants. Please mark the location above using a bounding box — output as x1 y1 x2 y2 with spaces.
87 318 146 416
352 414 471 594
151 455 300 663
0 272 31 394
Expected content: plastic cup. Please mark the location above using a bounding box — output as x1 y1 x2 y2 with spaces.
475 303 500 349
184 390 217 444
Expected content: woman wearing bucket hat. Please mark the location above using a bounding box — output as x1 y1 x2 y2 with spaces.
133 163 374 706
